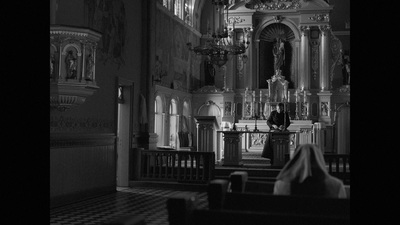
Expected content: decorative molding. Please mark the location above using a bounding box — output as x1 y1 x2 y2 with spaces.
309 14 329 22
318 25 331 36
50 133 116 148
245 0 302 10
50 116 114 133
273 15 283 23
227 16 245 25
299 26 310 36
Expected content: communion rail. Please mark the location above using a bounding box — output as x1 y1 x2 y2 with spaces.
285 153 350 184
140 150 215 184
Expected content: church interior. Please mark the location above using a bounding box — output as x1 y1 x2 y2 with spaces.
50 0 350 224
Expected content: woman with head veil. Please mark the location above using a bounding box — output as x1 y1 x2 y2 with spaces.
273 144 347 198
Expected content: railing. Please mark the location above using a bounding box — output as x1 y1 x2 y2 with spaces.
140 150 215 183
324 154 350 184
285 153 350 184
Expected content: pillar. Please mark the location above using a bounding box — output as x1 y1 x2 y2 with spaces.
319 25 331 91
299 26 310 90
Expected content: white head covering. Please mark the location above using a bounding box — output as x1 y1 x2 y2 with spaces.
276 144 329 183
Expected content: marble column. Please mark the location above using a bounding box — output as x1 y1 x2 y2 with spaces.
319 25 331 91
299 26 310 90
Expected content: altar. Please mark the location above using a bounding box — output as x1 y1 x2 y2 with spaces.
218 130 297 167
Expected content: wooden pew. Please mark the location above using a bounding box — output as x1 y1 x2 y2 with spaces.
229 171 350 198
168 179 350 225
189 208 349 225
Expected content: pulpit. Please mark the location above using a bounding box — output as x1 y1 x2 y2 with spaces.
270 131 296 167
194 116 219 155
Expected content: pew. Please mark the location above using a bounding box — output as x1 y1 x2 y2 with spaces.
189 208 349 225
168 179 350 225
229 171 350 198
103 214 146 225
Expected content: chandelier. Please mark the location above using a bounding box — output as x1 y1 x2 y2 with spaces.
187 0 252 67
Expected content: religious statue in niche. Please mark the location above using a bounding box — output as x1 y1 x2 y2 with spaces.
321 102 329 116
65 50 77 79
341 50 350 85
273 37 285 74
86 53 94 81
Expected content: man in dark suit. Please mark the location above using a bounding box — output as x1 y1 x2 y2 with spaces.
261 102 291 163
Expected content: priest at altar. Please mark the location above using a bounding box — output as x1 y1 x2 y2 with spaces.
261 102 291 164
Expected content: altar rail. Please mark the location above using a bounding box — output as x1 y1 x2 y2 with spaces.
140 150 215 183
285 153 350 184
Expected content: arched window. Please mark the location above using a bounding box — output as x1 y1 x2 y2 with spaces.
154 96 164 146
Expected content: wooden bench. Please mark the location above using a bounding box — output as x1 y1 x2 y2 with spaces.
228 171 349 198
168 179 350 225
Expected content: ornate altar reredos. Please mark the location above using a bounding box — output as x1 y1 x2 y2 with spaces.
186 0 347 126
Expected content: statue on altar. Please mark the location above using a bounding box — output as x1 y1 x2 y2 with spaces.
273 37 285 75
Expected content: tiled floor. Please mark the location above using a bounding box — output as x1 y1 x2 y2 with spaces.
50 185 208 225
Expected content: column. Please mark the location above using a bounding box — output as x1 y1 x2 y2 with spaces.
319 25 331 91
299 26 310 90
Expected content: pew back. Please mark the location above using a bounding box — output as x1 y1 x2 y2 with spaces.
223 192 350 217
190 208 350 225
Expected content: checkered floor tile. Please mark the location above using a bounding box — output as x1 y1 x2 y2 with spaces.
50 186 208 225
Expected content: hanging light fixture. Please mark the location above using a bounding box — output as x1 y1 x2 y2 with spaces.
187 0 252 67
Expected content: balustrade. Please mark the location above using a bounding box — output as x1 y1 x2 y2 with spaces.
140 150 215 183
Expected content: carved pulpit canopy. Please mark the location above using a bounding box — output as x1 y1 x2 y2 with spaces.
50 25 102 112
